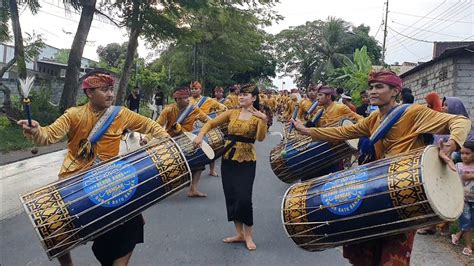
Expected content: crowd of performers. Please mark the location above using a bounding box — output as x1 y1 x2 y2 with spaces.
16 68 473 266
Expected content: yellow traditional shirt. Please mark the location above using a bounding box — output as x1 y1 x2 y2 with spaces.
214 97 226 105
26 103 169 178
314 102 364 127
200 109 267 162
189 96 226 114
298 98 317 120
307 104 471 159
283 98 298 120
267 96 277 111
224 94 240 109
157 103 209 136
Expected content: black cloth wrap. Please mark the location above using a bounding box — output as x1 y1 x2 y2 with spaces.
92 214 144 266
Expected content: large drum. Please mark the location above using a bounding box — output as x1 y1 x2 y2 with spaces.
192 114 227 161
281 145 463 251
174 130 223 169
270 119 359 183
20 137 192 260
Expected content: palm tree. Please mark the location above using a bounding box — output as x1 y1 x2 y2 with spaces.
311 17 351 82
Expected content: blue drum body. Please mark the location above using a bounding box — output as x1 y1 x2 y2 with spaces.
282 146 463 251
270 119 358 183
20 138 191 259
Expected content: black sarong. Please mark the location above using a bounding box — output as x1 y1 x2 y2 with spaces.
92 214 144 266
221 158 256 226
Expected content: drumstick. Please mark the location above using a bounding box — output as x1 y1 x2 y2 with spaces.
6 115 39 154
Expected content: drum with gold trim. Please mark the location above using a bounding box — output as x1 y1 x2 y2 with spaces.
20 137 192 260
174 131 219 169
270 119 359 183
192 114 226 161
281 145 463 251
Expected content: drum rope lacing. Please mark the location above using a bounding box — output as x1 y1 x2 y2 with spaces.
21 137 196 257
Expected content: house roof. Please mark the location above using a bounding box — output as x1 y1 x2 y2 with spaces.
400 44 474 78
37 60 68 67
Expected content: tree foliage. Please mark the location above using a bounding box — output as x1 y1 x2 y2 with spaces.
273 17 381 89
96 42 129 68
54 49 71 64
327 46 373 104
152 3 279 95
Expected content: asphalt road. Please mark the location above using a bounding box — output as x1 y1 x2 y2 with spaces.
0 122 348 266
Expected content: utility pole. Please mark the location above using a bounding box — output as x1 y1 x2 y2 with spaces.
381 0 389 64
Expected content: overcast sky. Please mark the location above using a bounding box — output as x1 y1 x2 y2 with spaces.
16 0 474 89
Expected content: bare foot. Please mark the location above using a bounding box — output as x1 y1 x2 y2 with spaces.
209 171 219 177
187 191 207 197
222 235 245 243
245 238 256 251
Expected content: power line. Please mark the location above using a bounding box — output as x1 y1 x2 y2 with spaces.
374 22 383 39
390 2 465 51
391 20 468 39
387 31 420 58
388 26 434 43
386 0 447 43
463 34 474 40
390 10 474 24
389 6 473 53
35 0 121 27
387 0 463 45
388 1 472 52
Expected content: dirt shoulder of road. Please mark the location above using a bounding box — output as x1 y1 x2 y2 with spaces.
0 141 67 166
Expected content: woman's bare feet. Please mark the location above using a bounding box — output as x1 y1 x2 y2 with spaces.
209 171 219 177
187 190 207 197
245 238 256 251
222 235 245 243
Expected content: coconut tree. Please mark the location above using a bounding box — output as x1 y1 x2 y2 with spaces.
311 17 352 82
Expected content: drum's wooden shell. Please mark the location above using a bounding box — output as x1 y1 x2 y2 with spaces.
281 145 463 251
270 119 359 183
175 128 225 169
20 138 191 260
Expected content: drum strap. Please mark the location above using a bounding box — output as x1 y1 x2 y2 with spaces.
369 104 412 145
359 104 412 164
77 105 121 159
305 100 319 116
306 108 324 128
177 104 196 124
288 104 300 132
196 96 208 107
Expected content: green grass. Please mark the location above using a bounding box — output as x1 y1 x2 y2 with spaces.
0 126 35 153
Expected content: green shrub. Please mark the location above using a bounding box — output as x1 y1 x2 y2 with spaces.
0 126 34 152
12 85 61 125
0 116 10 129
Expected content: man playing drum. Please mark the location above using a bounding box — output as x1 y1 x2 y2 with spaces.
297 84 319 122
17 72 170 266
189 81 227 177
189 81 227 115
224 84 241 109
296 85 364 181
311 85 363 127
152 86 210 197
292 69 471 265
213 86 226 104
